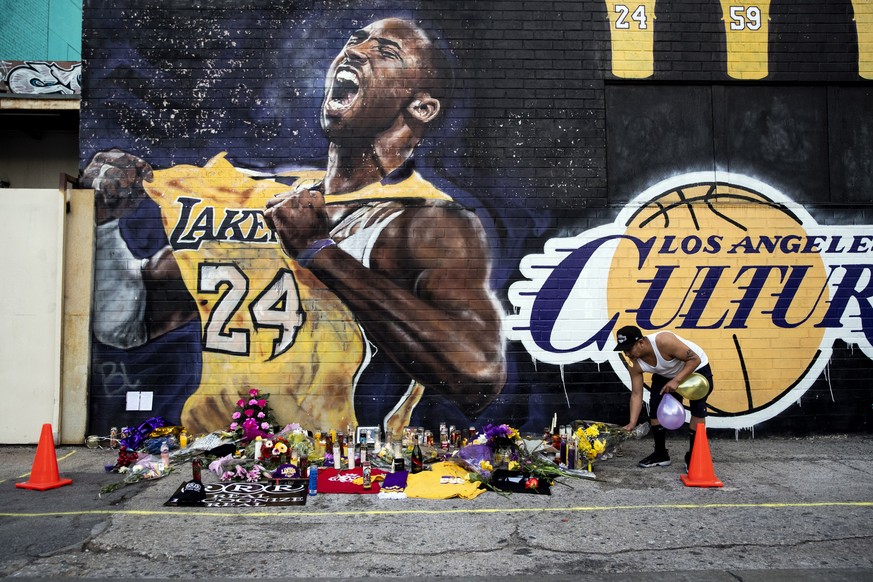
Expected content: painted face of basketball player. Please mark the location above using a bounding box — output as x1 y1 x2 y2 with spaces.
321 18 434 141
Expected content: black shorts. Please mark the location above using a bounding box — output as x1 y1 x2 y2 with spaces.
649 364 714 419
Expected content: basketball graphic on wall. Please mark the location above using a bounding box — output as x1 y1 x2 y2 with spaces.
607 178 830 418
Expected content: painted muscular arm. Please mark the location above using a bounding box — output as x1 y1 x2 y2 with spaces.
141 246 199 340
83 150 197 346
265 194 506 415
656 332 701 395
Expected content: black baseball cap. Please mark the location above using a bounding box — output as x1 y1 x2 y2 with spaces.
176 479 206 505
614 325 643 352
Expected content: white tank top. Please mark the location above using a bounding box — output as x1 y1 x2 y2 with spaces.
637 331 708 378
332 202 404 268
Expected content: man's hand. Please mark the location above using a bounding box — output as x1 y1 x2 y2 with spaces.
660 378 680 395
263 189 330 258
81 149 154 223
622 422 636 432
655 332 701 395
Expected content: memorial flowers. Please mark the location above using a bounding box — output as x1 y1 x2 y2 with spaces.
481 423 521 469
221 463 268 482
454 423 568 493
228 388 277 442
260 437 290 464
207 454 271 482
481 423 521 448
573 421 627 471
281 423 315 459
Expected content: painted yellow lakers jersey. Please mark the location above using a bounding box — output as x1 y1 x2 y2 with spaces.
145 153 454 436
145 153 365 434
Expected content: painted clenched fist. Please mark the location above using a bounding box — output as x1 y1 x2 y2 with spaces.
263 189 330 259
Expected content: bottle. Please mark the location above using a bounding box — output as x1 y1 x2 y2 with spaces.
411 436 424 474
160 440 170 468
362 461 372 490
109 427 118 449
313 430 324 458
333 438 342 470
347 438 356 470
552 426 562 463
336 432 345 458
323 431 332 458
359 431 368 463
384 432 394 458
179 429 188 449
192 457 202 481
567 435 577 470
392 440 405 472
551 425 561 449
631 422 651 439
299 454 309 478
308 464 318 496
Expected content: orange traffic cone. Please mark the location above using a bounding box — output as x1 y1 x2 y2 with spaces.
680 423 723 488
16 424 73 491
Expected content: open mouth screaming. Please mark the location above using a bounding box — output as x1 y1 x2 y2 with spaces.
326 68 360 114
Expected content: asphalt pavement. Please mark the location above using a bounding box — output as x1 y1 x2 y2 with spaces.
1 432 872 580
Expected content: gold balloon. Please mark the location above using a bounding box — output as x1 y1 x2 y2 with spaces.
676 373 710 401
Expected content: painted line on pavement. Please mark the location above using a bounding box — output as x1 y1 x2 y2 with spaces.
0 500 870 519
0 449 78 484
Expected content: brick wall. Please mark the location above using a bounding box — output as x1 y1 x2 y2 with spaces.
82 0 873 436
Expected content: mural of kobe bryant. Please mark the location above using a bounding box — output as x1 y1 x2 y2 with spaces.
82 17 507 437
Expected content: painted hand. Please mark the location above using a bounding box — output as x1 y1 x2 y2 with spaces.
81 149 154 223
263 189 330 258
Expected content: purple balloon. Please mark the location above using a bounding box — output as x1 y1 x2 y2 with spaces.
657 393 686 430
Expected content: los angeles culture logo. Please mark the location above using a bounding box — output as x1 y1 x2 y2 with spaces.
508 171 873 429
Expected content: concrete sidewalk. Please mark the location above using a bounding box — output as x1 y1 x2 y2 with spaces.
1 433 872 580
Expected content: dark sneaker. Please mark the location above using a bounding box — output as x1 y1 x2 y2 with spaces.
685 451 692 472
638 450 671 468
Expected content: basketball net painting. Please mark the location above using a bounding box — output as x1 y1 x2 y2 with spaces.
508 171 873 430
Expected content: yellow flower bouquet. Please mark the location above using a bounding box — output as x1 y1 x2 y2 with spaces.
573 421 628 471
